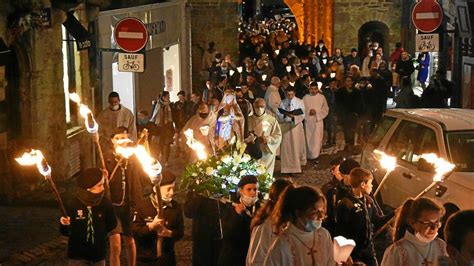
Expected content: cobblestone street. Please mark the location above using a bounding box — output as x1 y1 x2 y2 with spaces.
0 142 356 265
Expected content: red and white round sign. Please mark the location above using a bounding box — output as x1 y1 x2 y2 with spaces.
411 0 443 33
114 17 148 53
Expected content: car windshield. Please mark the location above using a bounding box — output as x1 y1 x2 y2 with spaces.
445 131 474 172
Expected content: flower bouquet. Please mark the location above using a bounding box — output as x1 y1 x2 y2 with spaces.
180 143 271 198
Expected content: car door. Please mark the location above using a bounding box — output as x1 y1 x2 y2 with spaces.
381 120 440 208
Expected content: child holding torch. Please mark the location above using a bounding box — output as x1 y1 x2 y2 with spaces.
59 168 117 265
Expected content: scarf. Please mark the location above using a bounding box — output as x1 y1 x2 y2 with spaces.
155 98 172 126
76 188 104 244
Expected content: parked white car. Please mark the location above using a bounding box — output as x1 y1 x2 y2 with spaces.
361 108 474 210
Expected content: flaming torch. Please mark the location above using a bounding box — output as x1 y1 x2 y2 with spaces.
374 153 455 237
413 153 455 199
69 93 106 172
373 150 397 197
15 150 67 217
184 129 208 160
134 144 165 257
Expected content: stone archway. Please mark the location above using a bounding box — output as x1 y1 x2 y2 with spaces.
358 21 390 56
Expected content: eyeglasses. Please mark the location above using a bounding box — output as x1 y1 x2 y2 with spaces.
416 220 442 229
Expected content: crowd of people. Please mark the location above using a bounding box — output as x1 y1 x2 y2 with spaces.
53 17 469 266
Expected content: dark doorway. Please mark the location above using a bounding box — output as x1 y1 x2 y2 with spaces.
358 21 390 57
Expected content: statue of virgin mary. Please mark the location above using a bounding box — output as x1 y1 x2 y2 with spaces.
213 90 244 150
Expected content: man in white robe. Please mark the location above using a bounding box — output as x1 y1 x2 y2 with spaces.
277 87 306 174
264 76 282 117
97 92 137 147
183 103 216 159
248 98 282 177
303 82 329 163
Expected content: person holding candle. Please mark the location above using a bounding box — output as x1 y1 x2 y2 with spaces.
131 170 184 265
183 103 216 159
381 197 447 266
263 186 334 266
60 168 117 266
247 98 282 177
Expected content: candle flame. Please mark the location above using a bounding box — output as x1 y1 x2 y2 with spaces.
184 129 207 160
114 138 135 159
420 153 455 182
317 81 323 90
15 149 51 177
237 66 243 73
229 69 235 76
134 145 162 179
286 66 292 72
262 74 267 81
374 150 397 172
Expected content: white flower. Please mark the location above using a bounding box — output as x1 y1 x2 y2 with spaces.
233 155 241 164
221 155 232 164
256 165 266 175
232 166 238 171
240 170 247 177
241 154 251 163
230 176 240 185
217 165 222 170
192 172 198 177
205 167 214 176
222 183 227 189
195 179 200 184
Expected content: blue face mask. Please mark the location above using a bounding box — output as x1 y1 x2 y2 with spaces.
303 219 322 232
138 118 149 125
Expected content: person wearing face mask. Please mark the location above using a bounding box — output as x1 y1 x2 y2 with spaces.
150 91 174 166
248 98 282 177
336 168 394 266
218 175 261 266
303 82 329 165
444 210 474 266
60 168 117 265
263 186 334 266
315 39 329 58
97 92 138 149
131 170 184 265
183 103 216 159
361 49 374 78
381 197 447 266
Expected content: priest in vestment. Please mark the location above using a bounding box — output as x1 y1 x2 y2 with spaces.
97 92 137 146
277 87 306 174
248 98 282 177
303 82 329 163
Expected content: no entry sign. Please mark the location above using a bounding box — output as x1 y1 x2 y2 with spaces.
114 17 148 53
411 0 443 33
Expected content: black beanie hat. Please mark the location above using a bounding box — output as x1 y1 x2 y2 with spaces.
78 168 103 189
160 169 177 186
238 175 258 188
339 159 360 175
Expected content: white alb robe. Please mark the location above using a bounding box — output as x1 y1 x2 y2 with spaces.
381 231 448 266
264 223 334 266
277 97 306 173
97 105 137 142
248 113 282 177
303 93 329 160
183 112 217 156
264 84 282 116
247 219 276 266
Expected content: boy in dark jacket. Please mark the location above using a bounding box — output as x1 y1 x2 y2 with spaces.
131 170 184 265
60 168 117 265
335 168 392 266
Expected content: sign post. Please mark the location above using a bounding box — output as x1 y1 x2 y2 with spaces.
411 0 443 33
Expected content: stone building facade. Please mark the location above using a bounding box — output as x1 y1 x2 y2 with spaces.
333 0 402 56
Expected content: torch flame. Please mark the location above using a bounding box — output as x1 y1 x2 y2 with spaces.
78 104 98 134
374 150 397 172
69 93 81 104
15 149 51 177
134 145 162 179
420 153 455 182
114 138 135 159
184 129 207 160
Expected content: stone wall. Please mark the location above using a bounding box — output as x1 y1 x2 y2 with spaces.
188 0 240 89
333 0 401 56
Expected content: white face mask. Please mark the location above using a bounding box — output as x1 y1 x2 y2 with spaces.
415 231 438 243
241 194 258 207
110 105 120 111
303 218 322 232
225 95 235 104
319 44 323 48
255 107 265 116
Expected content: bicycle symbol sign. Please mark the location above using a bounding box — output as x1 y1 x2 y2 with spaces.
118 53 145 72
415 33 439 52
